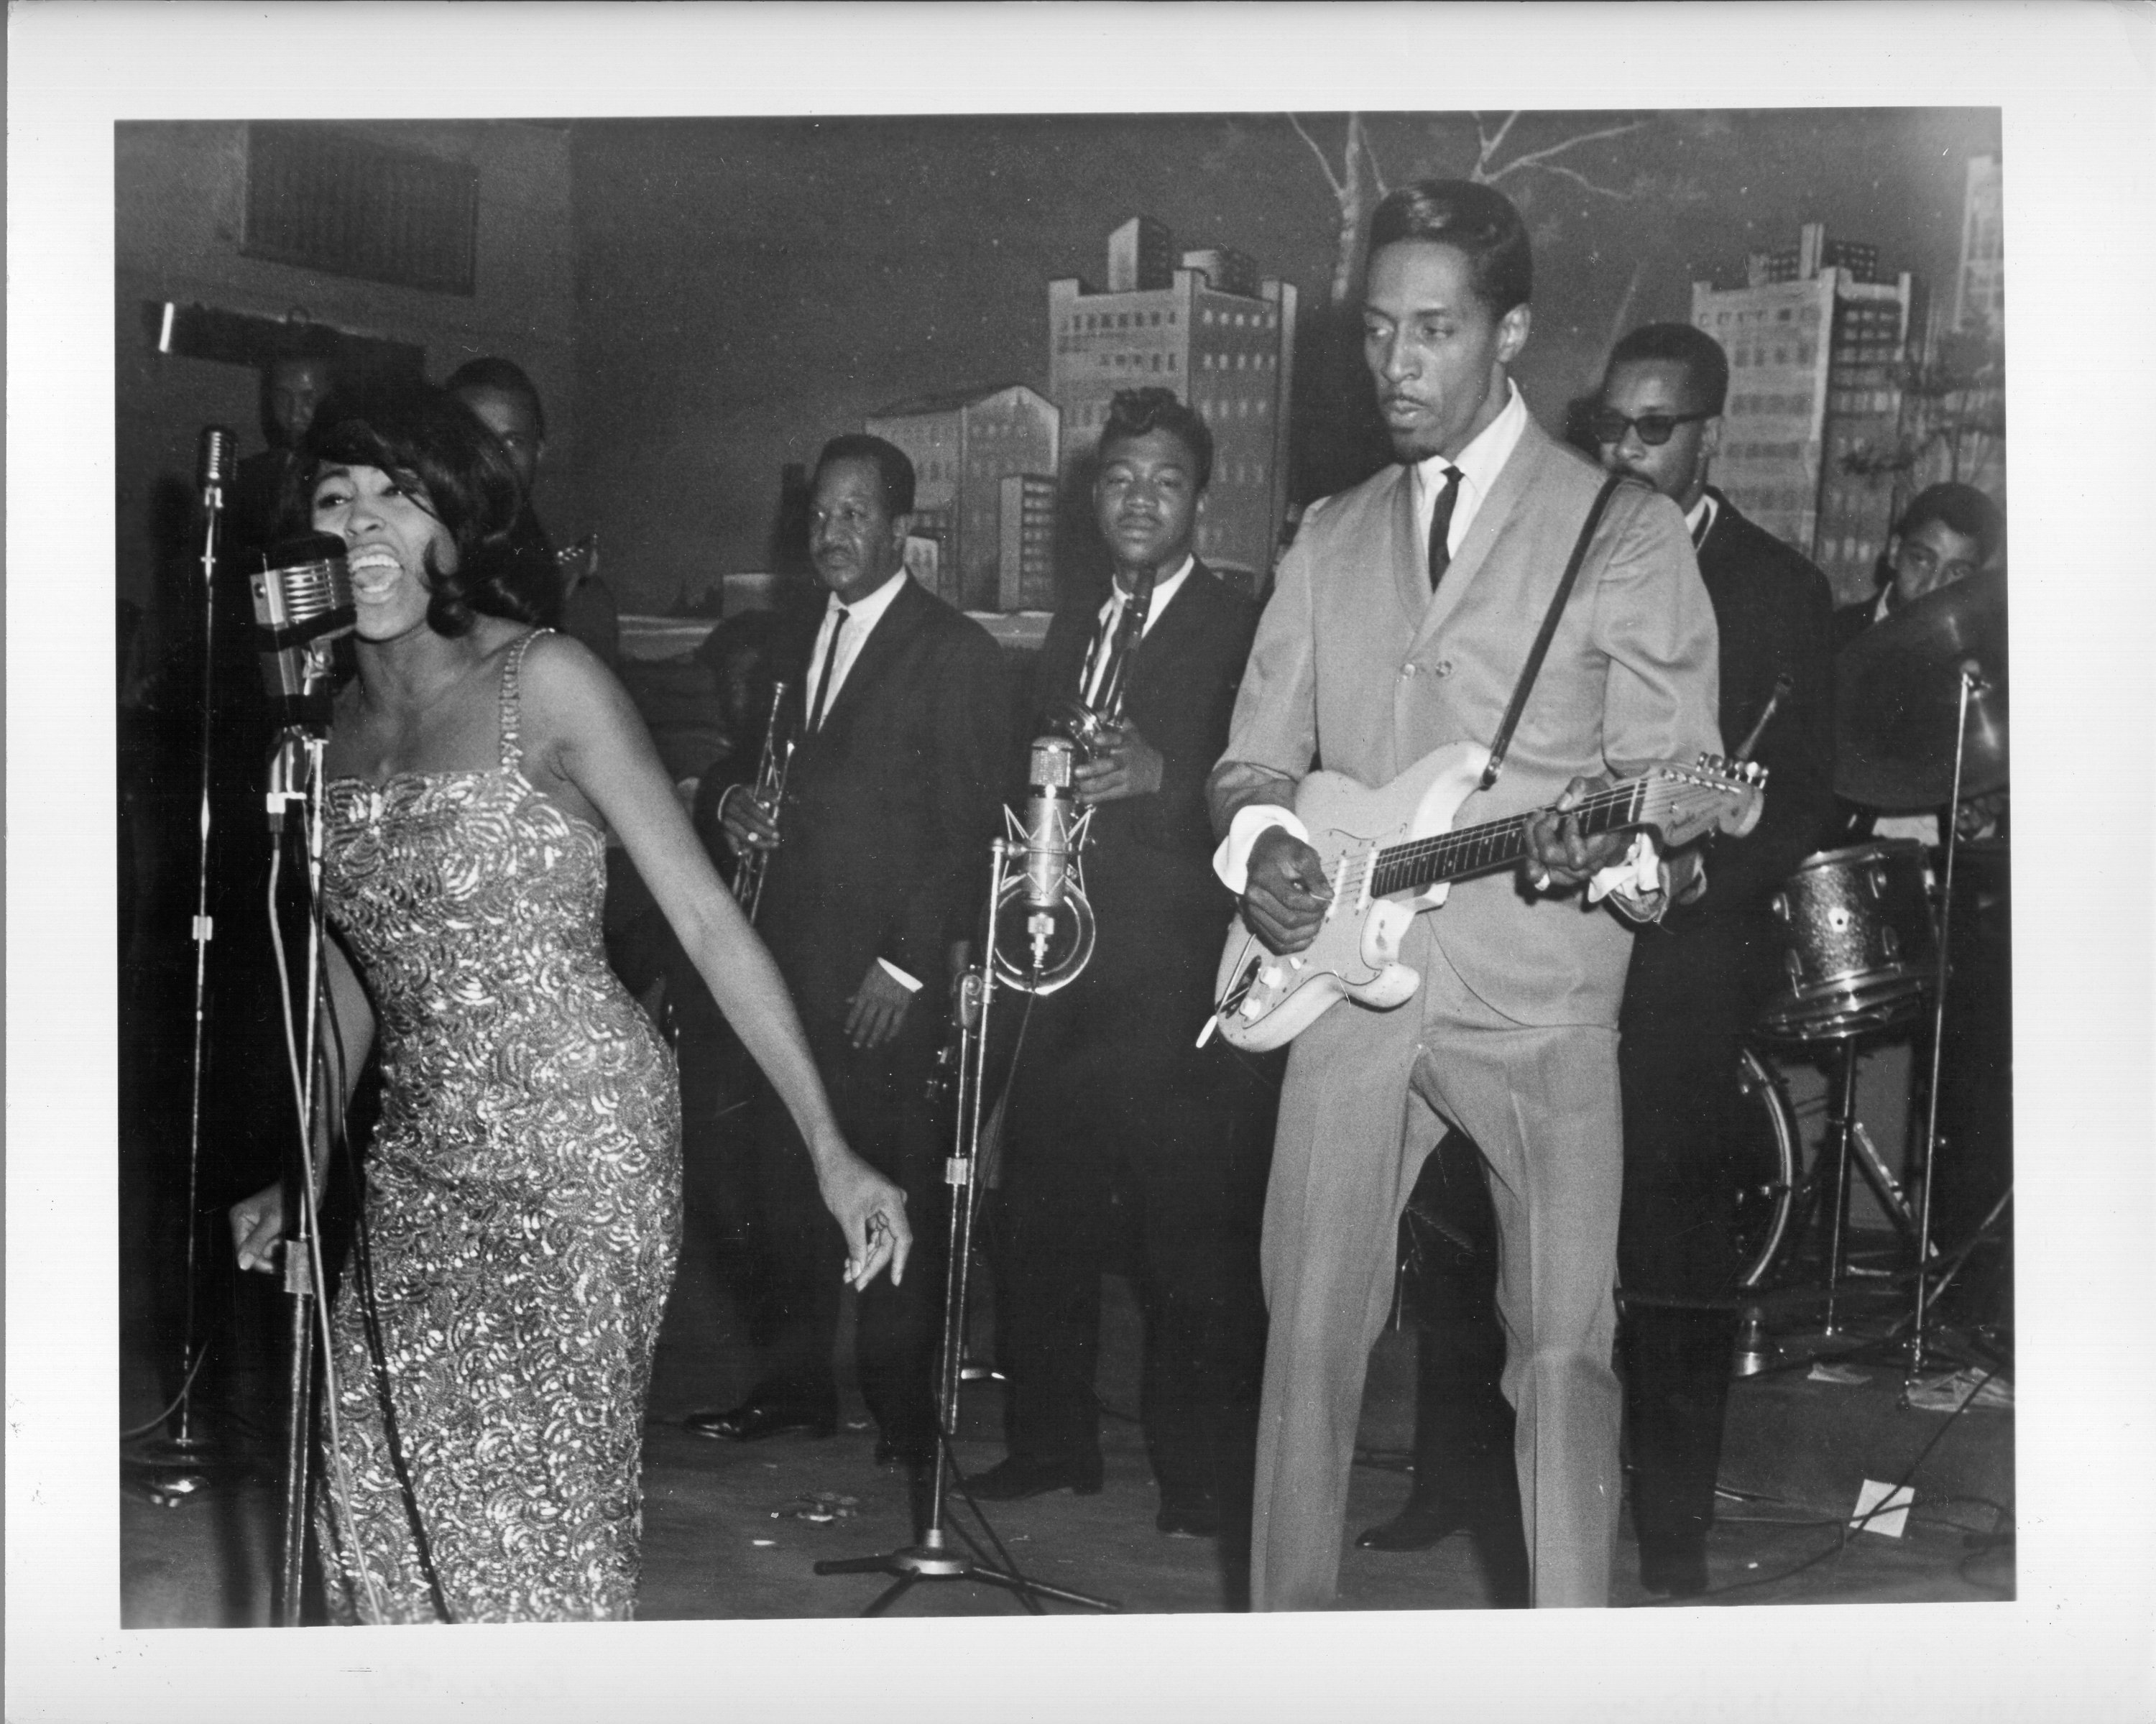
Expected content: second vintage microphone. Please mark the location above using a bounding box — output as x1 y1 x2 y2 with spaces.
249 532 355 734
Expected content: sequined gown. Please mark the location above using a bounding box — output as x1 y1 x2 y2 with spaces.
316 629 680 1623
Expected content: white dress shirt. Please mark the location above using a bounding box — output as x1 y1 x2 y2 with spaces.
1409 379 1530 572
803 567 911 729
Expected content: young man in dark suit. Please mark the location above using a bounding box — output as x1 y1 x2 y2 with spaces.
1354 323 1839 1598
968 389 1276 1552
687 435 1008 1498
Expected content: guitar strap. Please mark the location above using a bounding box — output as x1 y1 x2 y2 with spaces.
1478 472 1633 793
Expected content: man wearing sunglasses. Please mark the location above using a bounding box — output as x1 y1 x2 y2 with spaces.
1593 323 1840 1595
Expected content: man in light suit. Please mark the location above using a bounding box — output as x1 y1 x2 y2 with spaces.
688 435 1008 1511
1207 180 1723 1609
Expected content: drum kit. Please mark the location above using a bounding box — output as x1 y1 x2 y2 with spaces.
1727 571 2009 1380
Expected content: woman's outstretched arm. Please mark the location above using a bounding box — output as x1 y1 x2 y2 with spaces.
520 632 912 1291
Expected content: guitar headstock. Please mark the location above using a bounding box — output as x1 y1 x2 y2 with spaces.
1638 753 1767 846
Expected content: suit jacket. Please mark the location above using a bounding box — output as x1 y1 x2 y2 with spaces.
1683 488 1839 921
755 576 1009 1025
1028 561 1259 946
1211 414 1723 1029
1830 594 1880 655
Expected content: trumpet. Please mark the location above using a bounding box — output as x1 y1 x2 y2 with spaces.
732 679 794 924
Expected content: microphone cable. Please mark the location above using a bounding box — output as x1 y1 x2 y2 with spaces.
265 828 389 1623
268 798 453 1623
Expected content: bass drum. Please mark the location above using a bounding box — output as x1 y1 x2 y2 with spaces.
1731 1043 1802 1289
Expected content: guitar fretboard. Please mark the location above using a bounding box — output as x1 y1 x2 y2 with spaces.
1368 780 1648 898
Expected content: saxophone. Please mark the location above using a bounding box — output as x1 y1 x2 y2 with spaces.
1045 563 1155 760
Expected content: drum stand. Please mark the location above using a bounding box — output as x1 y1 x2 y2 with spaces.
1809 1018 1929 1341
1758 667 1996 1378
814 840 1118 1617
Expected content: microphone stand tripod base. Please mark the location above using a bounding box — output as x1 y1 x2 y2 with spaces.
814 1512 1120 1618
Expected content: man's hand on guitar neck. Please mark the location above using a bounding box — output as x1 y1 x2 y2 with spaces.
1521 774 1634 891
1243 824 1334 954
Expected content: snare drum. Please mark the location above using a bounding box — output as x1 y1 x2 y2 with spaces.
1757 841 1935 1041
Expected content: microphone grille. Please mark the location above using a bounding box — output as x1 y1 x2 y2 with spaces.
198 425 236 489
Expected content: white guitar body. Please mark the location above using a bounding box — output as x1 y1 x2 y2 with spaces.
1208 744 1764 1053
1211 742 1493 1053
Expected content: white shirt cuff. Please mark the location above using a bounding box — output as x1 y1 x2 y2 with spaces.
1588 833 1668 924
877 958 924 993
1212 803 1309 895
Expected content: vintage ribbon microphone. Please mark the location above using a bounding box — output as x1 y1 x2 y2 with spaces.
814 718 1116 1613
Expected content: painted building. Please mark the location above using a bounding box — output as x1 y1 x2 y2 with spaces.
865 382 1059 612
998 474 1059 612
1954 154 2004 337
1692 223 1922 601
1048 221 1296 589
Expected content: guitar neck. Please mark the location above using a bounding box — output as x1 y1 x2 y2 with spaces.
1370 778 1646 898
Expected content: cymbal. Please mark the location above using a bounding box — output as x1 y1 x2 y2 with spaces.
1835 572 2008 811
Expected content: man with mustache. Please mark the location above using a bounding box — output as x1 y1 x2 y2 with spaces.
687 435 1007 1526
1208 182 1723 1609
969 389 1276 1560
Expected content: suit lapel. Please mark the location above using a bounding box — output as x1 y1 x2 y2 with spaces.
1410 420 1547 653
1126 561 1211 699
1388 468 1429 626
816 576 929 742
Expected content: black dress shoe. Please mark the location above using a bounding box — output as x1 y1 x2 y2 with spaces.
1639 1547 1710 1598
964 1453 1103 1501
1355 1496 1470 1552
683 1398 837 1442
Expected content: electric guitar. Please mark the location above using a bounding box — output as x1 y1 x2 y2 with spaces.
1207 745 1766 1053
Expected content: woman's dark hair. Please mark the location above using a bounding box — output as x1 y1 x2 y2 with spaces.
1367 179 1533 318
295 382 540 636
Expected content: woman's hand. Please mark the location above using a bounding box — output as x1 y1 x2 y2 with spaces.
812 1136 912 1292
230 1181 284 1274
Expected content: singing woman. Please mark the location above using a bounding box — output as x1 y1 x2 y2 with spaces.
227 383 910 1623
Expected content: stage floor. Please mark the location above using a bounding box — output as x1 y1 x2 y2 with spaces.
119 1188 2012 1626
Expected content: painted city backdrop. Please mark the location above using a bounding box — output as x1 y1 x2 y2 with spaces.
116 109 2004 625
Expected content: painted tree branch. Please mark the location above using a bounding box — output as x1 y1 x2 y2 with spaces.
1485 118 1649 182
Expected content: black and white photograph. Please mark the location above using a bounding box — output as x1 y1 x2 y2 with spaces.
10 4 2152 1720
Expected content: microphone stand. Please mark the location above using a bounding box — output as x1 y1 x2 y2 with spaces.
815 839 1118 1616
267 716 337 1624
126 435 233 1501
1900 664 1985 1389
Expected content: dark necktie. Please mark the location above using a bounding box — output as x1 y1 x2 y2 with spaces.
1691 504 1713 549
807 606 849 733
1426 464 1461 591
